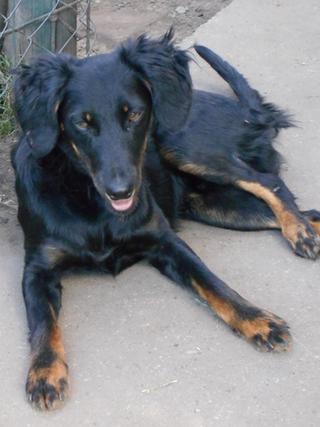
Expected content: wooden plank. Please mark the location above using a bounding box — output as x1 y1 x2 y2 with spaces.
0 0 8 50
3 0 79 65
56 0 77 56
4 0 53 65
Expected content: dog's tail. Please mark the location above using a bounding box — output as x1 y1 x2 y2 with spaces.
194 44 293 129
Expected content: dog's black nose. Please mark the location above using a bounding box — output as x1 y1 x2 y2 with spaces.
106 184 134 200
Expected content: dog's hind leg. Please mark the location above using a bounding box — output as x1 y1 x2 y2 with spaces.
148 231 291 352
184 186 320 258
184 183 320 240
161 144 320 259
23 255 69 411
301 209 320 237
184 188 320 245
233 169 320 259
183 185 279 231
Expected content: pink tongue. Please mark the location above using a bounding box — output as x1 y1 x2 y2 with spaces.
110 196 134 212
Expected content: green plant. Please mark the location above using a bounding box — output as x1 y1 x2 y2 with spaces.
0 54 14 136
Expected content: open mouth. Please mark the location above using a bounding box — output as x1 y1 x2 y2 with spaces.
105 191 135 212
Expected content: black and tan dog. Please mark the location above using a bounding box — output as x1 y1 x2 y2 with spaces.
12 30 320 410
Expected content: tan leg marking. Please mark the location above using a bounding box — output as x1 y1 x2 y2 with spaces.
310 220 320 236
26 321 69 411
192 279 291 352
159 148 209 176
236 181 311 248
179 162 209 176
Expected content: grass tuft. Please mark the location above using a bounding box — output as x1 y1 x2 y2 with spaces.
0 54 14 136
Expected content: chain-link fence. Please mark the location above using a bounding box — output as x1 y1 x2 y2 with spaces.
0 0 94 134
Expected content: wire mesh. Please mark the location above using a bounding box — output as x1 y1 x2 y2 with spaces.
0 0 94 130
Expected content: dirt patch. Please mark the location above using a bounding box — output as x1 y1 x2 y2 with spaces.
90 0 232 52
0 134 19 242
0 0 232 232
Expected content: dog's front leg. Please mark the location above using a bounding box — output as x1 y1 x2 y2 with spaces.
148 232 291 352
22 257 68 410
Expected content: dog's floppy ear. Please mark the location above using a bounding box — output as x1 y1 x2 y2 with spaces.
121 29 192 132
13 55 73 158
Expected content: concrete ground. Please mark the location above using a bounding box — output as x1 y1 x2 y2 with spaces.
1 0 320 425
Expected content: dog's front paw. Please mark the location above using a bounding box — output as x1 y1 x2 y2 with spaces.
26 357 69 411
233 310 292 352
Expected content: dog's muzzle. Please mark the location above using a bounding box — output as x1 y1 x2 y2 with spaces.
104 190 135 212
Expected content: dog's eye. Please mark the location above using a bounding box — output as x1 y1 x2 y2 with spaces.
76 121 88 130
75 112 92 130
128 111 143 122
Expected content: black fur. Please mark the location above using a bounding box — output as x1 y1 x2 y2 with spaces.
12 32 319 410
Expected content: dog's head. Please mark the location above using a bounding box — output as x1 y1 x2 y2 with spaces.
14 30 192 213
